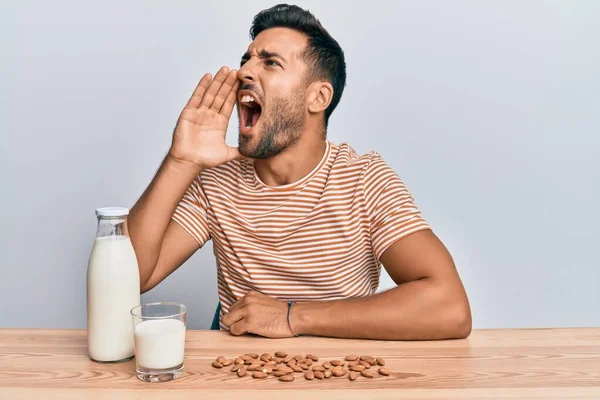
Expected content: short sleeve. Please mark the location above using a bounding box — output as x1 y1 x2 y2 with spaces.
171 175 211 247
362 153 431 260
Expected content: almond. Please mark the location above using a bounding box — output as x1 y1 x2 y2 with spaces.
252 371 267 379
241 355 254 364
277 366 294 374
231 364 243 372
262 366 273 374
350 364 366 372
218 350 385 381
247 364 261 371
361 370 375 378
279 374 295 382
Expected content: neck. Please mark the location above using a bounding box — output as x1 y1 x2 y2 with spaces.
254 131 327 187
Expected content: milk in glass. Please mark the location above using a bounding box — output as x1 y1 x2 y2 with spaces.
134 319 186 369
131 302 187 382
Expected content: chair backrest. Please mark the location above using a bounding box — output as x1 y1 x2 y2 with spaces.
210 303 221 330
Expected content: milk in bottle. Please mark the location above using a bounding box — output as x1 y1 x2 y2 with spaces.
87 207 140 362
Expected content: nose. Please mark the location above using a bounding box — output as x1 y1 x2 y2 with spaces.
238 60 256 83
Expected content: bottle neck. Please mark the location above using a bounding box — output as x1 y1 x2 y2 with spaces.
96 217 128 239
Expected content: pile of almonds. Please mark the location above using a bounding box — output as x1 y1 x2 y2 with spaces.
211 351 391 382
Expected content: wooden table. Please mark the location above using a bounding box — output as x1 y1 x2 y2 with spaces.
1 328 599 399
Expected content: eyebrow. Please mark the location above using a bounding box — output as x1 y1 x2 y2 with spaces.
241 50 287 64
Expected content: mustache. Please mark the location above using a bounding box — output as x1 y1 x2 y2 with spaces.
237 83 263 102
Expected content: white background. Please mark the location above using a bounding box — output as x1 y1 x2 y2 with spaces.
1 0 598 329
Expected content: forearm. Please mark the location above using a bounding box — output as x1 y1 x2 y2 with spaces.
127 155 201 286
292 278 471 340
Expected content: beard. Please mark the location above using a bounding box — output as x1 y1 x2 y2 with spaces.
238 88 305 159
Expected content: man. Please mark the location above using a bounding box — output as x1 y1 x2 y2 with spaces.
127 4 472 340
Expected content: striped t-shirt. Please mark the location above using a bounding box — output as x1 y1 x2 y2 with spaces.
172 141 430 329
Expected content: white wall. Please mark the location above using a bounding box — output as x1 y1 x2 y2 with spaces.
1 0 598 330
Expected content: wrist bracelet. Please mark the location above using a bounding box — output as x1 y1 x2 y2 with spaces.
287 301 300 337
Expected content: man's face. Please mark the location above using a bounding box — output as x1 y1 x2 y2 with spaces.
237 28 310 159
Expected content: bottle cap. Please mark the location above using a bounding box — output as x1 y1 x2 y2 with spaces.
95 207 129 217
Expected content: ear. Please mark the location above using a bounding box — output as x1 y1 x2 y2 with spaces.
307 81 333 114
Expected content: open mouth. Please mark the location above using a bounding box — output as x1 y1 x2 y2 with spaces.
238 92 262 133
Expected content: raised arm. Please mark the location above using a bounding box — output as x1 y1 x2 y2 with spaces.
127 67 241 292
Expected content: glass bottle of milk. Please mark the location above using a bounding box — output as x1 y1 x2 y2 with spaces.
87 207 140 363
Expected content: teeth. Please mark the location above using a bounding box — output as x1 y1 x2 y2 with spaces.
240 95 255 104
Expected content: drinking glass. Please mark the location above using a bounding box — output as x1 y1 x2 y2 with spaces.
130 302 187 382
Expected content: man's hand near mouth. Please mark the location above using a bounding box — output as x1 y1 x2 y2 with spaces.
168 66 242 174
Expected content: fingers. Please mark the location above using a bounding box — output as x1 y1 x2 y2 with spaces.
229 319 249 336
226 294 247 316
220 79 240 118
186 73 212 109
210 70 239 112
185 66 240 115
221 306 244 328
199 66 232 108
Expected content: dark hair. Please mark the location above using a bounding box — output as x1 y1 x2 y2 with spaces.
250 4 346 128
